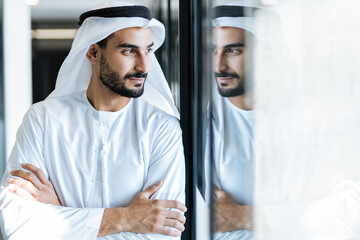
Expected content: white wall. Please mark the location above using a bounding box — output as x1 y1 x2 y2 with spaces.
3 0 32 166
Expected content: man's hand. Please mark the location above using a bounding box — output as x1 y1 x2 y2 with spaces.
214 187 253 232
8 163 61 206
99 180 187 237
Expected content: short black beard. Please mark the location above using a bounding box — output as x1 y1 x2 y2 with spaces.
99 54 147 98
215 71 245 97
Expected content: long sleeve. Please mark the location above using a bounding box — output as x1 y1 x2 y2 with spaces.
142 117 186 240
96 116 186 240
0 106 104 240
146 117 185 203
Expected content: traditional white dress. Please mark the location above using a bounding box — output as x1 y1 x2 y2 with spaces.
211 96 256 240
0 90 185 240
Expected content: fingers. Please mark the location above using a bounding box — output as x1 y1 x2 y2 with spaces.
8 178 38 197
140 180 163 199
164 219 185 232
10 187 35 201
157 200 187 212
21 163 48 185
10 169 42 190
166 210 186 224
158 227 181 237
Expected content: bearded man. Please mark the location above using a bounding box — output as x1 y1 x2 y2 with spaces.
0 2 186 239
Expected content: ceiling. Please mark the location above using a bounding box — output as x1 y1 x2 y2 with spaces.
31 0 153 22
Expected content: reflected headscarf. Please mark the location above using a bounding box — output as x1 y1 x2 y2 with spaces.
212 1 298 105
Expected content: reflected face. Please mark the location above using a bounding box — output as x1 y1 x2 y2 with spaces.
99 27 154 98
212 27 247 97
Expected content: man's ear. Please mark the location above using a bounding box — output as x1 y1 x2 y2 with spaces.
86 44 100 64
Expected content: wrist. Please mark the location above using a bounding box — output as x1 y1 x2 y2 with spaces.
98 208 127 237
115 207 130 232
238 205 254 230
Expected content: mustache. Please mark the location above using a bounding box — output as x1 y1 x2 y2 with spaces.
124 72 148 79
214 71 240 79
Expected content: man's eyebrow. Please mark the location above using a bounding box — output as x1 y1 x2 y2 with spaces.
117 42 154 49
117 43 139 49
223 43 245 48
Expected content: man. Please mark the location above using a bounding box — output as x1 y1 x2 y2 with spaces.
0 2 186 239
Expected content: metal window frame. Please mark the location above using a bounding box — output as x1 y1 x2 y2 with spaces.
180 0 212 239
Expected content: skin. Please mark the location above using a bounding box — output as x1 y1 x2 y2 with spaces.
86 27 153 112
212 27 252 110
213 187 253 232
8 163 61 206
9 27 187 237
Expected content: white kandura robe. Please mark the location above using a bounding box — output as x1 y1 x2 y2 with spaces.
0 90 185 240
211 97 256 240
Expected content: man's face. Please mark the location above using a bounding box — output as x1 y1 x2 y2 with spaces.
99 27 153 98
212 27 248 97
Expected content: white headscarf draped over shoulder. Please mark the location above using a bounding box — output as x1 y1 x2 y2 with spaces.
47 1 179 118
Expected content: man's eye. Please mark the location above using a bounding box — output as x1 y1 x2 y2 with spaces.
146 48 153 54
123 49 135 54
226 48 243 54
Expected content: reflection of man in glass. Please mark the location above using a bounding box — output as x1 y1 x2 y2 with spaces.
213 27 251 109
211 2 360 240
211 2 266 239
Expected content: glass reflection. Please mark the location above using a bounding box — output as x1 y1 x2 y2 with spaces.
211 0 360 239
211 2 256 239
210 1 290 238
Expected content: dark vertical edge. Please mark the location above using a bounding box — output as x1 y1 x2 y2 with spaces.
0 0 5 175
193 0 202 198
0 0 3 119
179 0 194 239
202 0 214 238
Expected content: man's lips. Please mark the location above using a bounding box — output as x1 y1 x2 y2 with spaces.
217 77 235 83
128 78 145 84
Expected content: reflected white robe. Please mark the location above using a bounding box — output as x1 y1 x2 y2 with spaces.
212 97 360 239
211 97 256 240
0 90 185 240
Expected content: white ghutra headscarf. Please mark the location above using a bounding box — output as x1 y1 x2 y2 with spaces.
47 1 179 119
212 0 297 105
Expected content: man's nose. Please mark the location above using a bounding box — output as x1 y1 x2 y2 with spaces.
134 54 150 73
214 54 228 73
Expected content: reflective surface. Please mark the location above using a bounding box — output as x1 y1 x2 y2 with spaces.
210 0 360 239
254 1 360 239
210 2 256 239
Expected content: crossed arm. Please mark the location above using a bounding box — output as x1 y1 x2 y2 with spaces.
1 106 186 239
8 163 186 237
10 164 252 235
213 187 257 233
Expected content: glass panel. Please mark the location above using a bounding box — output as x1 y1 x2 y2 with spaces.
194 0 212 238
210 1 256 239
211 0 360 239
254 1 360 239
